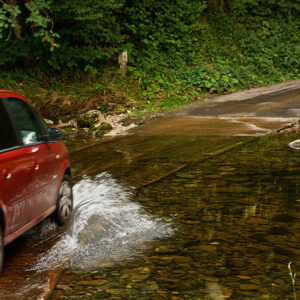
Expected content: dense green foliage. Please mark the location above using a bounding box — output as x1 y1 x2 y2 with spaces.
1 0 299 71
0 0 299 117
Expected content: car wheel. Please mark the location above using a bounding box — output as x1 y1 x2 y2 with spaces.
0 224 3 274
55 174 73 226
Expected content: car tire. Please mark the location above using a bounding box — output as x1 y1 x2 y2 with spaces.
55 174 73 226
0 224 3 274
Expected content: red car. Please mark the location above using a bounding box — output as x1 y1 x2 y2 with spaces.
0 90 73 273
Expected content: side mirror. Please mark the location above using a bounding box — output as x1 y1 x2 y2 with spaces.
47 127 64 141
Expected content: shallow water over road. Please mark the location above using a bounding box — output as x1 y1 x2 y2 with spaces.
0 86 299 299
0 128 299 299
50 130 300 299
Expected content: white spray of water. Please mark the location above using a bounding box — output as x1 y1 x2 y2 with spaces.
30 173 173 270
289 139 300 149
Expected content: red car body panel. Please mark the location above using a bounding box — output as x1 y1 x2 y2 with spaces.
0 90 71 246
0 90 30 103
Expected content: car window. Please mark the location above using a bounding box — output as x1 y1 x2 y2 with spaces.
6 98 44 145
0 100 19 151
33 109 49 132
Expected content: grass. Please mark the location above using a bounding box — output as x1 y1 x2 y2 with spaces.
0 52 299 125
288 262 297 300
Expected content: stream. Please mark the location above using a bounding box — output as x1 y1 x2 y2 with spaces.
0 87 299 299
49 129 300 299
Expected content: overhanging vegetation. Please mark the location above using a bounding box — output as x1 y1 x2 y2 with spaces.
0 0 299 120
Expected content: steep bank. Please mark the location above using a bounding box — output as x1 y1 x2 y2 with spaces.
0 11 299 133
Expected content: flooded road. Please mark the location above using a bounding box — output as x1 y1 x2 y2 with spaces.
0 84 299 299
53 131 300 300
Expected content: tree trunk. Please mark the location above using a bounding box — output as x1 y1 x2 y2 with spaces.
13 27 22 39
207 0 217 10
220 0 224 10
225 0 232 10
7 0 22 39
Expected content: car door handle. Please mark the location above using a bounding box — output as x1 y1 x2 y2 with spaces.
3 169 12 180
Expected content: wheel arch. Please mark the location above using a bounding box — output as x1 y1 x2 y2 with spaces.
60 158 71 179
64 167 71 178
0 207 5 236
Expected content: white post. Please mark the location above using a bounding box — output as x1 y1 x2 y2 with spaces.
118 50 128 78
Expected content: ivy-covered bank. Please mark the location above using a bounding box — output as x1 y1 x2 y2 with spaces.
0 1 299 123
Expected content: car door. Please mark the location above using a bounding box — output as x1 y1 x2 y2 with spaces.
0 99 36 235
5 97 60 222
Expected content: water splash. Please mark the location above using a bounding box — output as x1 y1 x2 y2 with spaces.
289 139 300 149
30 173 173 271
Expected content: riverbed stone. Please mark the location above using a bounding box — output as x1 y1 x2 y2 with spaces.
194 245 216 252
145 281 159 291
77 110 105 129
106 288 122 295
104 123 137 136
250 278 261 285
155 245 178 254
44 118 54 125
95 122 113 136
70 270 84 275
240 284 258 290
77 279 108 286
236 275 251 280
56 285 72 291
198 275 218 282
176 173 195 179
156 276 178 284
171 269 187 278
273 278 285 285
130 272 150 282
